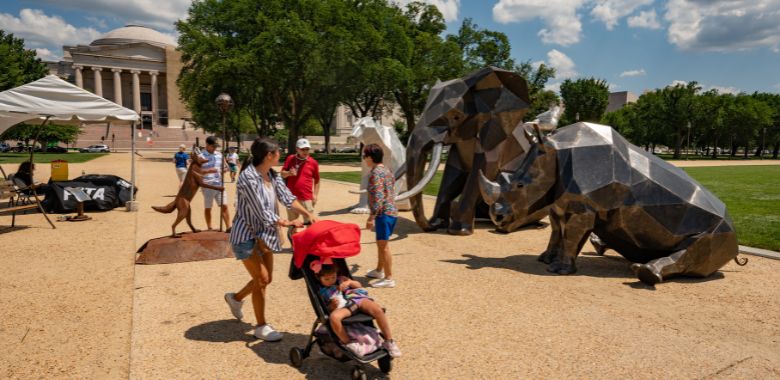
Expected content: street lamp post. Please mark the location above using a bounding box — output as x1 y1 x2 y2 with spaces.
215 92 233 232
762 127 767 159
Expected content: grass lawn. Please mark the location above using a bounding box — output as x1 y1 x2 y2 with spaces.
321 166 780 251
0 152 108 164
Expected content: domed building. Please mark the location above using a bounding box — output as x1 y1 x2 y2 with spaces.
47 25 190 130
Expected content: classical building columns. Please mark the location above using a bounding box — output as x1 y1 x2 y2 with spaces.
149 70 159 128
111 68 123 105
91 67 103 97
131 70 141 115
73 65 83 88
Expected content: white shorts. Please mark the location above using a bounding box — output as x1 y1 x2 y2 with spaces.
202 187 228 208
176 167 187 182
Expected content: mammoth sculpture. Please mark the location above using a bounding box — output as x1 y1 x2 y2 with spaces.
349 116 410 213
479 122 740 285
395 66 536 235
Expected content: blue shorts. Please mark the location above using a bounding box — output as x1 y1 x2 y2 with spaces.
374 214 397 241
231 239 256 260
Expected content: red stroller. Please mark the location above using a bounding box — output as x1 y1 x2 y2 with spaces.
287 220 393 379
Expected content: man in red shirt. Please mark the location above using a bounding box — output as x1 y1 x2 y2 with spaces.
281 138 320 224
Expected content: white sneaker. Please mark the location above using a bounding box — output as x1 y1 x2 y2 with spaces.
254 324 283 342
383 340 402 358
371 278 396 288
366 269 385 279
224 293 244 321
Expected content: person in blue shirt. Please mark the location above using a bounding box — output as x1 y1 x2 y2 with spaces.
173 144 190 187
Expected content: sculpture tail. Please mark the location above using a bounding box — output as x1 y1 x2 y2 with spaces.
152 201 176 214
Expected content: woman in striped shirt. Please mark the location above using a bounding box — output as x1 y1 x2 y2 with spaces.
223 138 317 341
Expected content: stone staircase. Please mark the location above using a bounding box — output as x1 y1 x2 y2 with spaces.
71 124 212 151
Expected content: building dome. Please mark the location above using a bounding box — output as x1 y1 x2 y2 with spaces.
91 25 176 47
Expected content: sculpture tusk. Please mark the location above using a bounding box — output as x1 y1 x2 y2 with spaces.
393 162 406 181
348 189 368 194
395 142 443 201
478 170 501 205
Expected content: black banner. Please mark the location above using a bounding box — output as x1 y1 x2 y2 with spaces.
44 175 137 213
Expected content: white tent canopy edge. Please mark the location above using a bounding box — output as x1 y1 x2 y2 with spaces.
0 75 141 203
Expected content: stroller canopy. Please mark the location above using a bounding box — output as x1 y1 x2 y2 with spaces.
292 220 362 268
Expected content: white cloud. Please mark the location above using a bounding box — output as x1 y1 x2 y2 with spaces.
590 0 654 30
620 69 646 77
393 0 460 22
85 15 108 30
627 9 662 29
665 0 780 52
492 0 587 46
705 85 740 94
34 48 59 61
29 0 191 31
546 49 578 79
774 83 780 90
545 81 562 93
608 83 621 91
0 9 102 48
670 80 689 87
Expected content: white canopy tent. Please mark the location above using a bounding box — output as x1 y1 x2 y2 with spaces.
0 75 140 202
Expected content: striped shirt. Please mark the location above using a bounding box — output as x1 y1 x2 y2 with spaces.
229 165 296 251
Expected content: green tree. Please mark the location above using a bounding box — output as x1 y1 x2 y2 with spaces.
0 30 48 91
448 18 514 72
559 77 610 125
658 82 700 158
750 92 780 158
691 90 728 157
1 123 81 148
514 60 558 120
724 94 772 158
391 1 462 133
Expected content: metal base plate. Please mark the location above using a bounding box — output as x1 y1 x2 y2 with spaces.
136 231 232 264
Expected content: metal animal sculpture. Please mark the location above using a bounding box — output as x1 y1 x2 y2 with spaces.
349 117 410 213
152 149 225 237
395 66 534 235
479 122 741 285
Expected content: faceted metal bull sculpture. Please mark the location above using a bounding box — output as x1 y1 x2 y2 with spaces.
479 122 740 285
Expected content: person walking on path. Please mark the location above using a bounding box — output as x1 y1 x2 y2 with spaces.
173 144 190 186
223 137 318 341
281 138 320 224
362 144 398 288
199 136 231 230
226 147 240 183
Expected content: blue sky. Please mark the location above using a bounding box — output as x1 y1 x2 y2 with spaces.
2 0 779 96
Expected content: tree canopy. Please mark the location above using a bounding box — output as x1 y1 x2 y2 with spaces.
0 30 48 92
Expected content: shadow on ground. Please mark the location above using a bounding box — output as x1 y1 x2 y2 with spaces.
185 319 389 379
443 252 728 289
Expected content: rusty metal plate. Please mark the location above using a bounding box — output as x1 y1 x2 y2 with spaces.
136 231 232 264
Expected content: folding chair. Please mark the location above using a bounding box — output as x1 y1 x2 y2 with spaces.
0 178 56 229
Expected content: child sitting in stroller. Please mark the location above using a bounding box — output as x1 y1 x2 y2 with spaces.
316 264 401 358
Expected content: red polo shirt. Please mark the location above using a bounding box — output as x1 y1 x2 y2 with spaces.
283 154 319 200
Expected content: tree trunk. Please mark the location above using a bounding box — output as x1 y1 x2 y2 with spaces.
711 136 719 159
673 127 683 159
772 141 779 159
743 143 749 159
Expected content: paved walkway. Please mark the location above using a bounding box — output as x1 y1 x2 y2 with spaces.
1 152 778 378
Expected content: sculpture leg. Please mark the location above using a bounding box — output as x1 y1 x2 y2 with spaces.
546 204 595 275
539 211 562 264
448 153 487 236
185 206 199 233
589 233 608 255
630 233 736 285
430 152 468 231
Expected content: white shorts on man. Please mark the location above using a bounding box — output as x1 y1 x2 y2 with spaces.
202 187 228 208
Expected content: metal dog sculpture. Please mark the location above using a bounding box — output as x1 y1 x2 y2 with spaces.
479 122 741 285
152 149 225 237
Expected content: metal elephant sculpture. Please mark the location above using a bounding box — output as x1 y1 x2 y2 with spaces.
479 122 741 285
395 66 539 235
349 116 410 213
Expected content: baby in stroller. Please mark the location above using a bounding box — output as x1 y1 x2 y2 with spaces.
316 263 401 358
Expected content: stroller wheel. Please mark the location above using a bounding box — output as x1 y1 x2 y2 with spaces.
351 365 367 380
378 355 392 373
289 347 305 368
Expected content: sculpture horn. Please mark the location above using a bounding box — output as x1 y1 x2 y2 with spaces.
395 142 443 201
478 170 501 205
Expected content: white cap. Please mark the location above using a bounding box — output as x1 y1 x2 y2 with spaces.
296 138 311 149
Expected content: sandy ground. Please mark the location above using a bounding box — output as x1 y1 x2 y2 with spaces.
1 152 779 379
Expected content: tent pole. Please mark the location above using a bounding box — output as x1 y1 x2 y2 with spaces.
131 121 136 202
29 116 51 179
